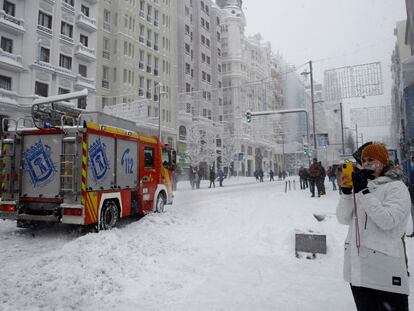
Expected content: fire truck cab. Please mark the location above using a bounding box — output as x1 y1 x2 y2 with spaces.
0 90 176 229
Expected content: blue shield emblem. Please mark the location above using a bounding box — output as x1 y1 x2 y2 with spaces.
23 140 56 187
89 138 110 182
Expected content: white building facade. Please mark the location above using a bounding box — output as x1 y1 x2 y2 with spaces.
0 0 98 125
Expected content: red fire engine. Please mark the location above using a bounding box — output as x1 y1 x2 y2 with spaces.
0 90 176 229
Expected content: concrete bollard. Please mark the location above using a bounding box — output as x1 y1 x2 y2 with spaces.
293 180 296 190
285 181 288 193
288 180 291 191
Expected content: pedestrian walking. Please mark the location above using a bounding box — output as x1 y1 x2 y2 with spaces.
209 168 216 188
309 158 321 197
299 166 306 189
269 169 274 181
337 143 410 311
318 161 326 195
218 169 225 187
278 170 282 181
259 169 264 182
327 166 337 191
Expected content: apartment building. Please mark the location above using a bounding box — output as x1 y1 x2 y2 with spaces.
218 0 284 175
0 0 98 124
176 0 224 173
97 0 177 146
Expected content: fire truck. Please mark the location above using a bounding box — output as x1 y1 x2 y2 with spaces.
0 89 176 230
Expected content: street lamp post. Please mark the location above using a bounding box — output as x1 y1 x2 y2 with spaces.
301 61 317 156
340 102 345 156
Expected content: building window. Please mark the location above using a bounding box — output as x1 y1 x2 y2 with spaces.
81 5 89 16
78 97 87 109
59 54 72 70
40 47 50 62
185 83 191 93
186 103 191 113
38 11 52 29
179 126 187 141
1 37 13 53
3 1 15 16
35 81 48 97
79 64 87 77
0 75 11 91
144 147 154 168
80 34 88 46
58 87 70 95
104 9 110 23
61 22 73 38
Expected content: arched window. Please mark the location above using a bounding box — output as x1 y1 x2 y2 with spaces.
179 125 187 141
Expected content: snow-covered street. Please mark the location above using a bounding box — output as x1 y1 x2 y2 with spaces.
1 177 413 310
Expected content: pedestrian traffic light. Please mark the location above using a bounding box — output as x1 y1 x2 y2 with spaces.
245 111 252 123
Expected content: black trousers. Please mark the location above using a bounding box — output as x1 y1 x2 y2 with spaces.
350 285 409 311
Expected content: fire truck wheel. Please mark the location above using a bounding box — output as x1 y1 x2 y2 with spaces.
100 201 119 230
155 193 166 213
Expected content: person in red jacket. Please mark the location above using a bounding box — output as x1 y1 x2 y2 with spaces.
309 158 321 197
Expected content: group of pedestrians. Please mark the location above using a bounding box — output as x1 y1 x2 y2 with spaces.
298 158 327 197
189 167 225 189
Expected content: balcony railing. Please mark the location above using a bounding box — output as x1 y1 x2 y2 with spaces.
138 88 144 97
146 15 152 23
76 13 97 32
154 69 159 76
103 50 110 60
103 22 110 31
75 44 96 62
138 62 144 70
139 10 145 18
154 44 159 51
60 34 74 45
0 10 25 34
139 36 145 43
75 74 95 89
154 20 159 27
102 80 109 88
37 25 52 37
146 91 152 99
146 40 152 48
0 48 24 72
62 2 75 14
146 66 152 73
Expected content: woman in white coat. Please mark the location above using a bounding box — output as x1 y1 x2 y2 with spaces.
337 143 410 311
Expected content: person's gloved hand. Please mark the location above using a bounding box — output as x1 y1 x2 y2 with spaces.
352 169 374 193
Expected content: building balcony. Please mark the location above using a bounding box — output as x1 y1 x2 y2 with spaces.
138 62 144 70
0 10 25 35
146 91 152 99
139 36 145 44
103 22 110 32
74 44 96 62
138 88 144 97
154 20 159 27
74 74 95 90
139 10 145 18
76 13 97 32
0 88 18 106
62 2 75 15
146 66 152 73
146 40 152 48
0 49 24 72
102 50 110 60
154 44 159 51
60 34 74 46
154 69 159 76
146 15 152 23
102 80 109 89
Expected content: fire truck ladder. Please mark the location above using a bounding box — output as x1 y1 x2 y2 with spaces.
31 89 88 129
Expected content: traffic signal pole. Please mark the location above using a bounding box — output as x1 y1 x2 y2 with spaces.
245 108 311 165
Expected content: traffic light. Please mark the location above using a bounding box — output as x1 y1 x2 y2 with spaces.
245 111 252 123
303 144 309 156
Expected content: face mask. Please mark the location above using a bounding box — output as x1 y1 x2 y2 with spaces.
362 162 381 172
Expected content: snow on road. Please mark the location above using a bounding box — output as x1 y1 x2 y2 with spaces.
0 177 413 310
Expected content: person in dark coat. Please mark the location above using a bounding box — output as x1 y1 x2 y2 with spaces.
278 170 282 181
218 169 225 187
299 166 306 189
254 169 259 181
209 169 216 188
259 169 264 182
309 158 321 197
303 168 309 188
269 169 274 181
318 161 326 195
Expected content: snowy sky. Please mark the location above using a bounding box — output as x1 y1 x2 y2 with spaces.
241 0 407 138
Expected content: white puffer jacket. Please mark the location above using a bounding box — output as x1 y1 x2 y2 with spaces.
336 171 411 295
